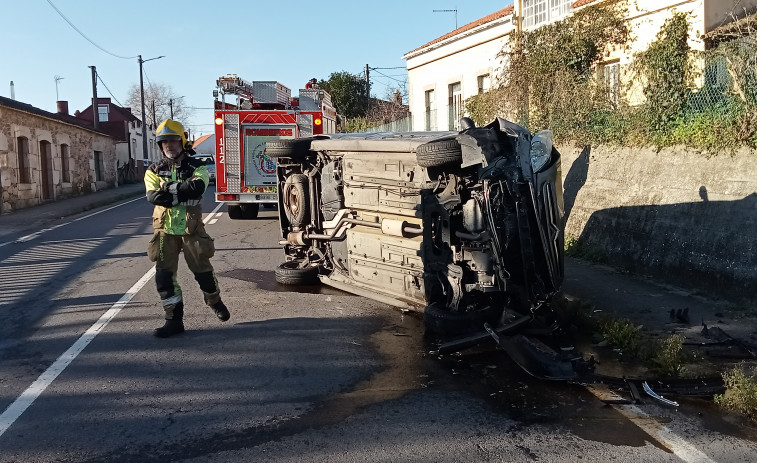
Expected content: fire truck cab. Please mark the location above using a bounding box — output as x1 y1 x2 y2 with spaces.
213 75 337 219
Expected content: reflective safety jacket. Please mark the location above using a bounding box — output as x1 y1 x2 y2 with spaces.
145 156 209 235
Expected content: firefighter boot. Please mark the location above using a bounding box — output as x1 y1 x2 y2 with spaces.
211 300 230 322
154 302 185 338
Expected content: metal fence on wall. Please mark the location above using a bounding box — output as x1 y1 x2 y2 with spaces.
364 115 413 133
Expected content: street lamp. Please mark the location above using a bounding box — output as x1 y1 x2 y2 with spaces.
138 54 164 165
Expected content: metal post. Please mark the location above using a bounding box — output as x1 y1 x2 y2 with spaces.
169 98 173 119
139 55 147 163
138 54 164 163
89 66 99 130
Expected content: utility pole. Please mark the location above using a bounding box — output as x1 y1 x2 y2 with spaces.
151 100 156 127
89 66 99 129
365 64 370 98
138 54 164 163
169 98 174 119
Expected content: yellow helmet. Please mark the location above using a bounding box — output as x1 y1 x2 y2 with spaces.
155 119 187 149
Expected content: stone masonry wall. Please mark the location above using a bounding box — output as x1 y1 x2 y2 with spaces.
0 106 116 213
559 143 757 303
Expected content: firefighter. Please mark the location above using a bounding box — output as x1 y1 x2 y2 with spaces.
145 119 230 337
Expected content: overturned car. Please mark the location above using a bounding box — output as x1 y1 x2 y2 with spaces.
268 117 565 350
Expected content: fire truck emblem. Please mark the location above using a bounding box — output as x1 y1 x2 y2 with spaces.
260 154 276 174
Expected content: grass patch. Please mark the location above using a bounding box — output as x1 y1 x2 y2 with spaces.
714 365 757 424
651 334 687 378
598 317 648 359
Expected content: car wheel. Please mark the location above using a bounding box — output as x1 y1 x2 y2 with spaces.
228 205 242 220
274 260 319 285
240 203 259 219
265 139 313 159
416 140 463 167
283 174 309 226
423 301 502 336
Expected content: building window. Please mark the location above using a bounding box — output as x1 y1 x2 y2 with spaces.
524 0 571 28
94 150 104 181
17 136 30 183
603 61 620 106
448 82 462 130
98 105 109 122
424 89 436 131
477 74 490 94
61 144 71 183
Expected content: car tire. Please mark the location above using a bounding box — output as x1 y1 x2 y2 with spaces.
283 174 309 226
228 205 242 220
274 260 319 285
240 203 259 219
265 139 313 159
416 140 463 167
423 301 502 336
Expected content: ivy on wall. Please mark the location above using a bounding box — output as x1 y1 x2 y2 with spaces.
466 2 757 151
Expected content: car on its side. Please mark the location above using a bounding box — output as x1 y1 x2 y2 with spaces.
267 117 565 343
191 153 216 185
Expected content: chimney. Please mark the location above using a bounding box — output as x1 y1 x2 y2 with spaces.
57 100 69 115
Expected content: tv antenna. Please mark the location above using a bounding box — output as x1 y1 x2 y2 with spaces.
54 75 64 100
433 8 458 29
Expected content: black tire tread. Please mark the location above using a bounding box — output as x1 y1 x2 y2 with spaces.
266 139 313 159
416 140 463 167
275 261 319 285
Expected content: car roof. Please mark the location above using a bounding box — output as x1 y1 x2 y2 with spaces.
310 131 457 152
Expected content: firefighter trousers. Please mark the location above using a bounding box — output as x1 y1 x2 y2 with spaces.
147 227 221 319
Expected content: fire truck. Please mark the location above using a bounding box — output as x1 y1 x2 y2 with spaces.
213 75 337 219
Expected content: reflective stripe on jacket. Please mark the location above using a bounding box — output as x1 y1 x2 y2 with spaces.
145 156 209 235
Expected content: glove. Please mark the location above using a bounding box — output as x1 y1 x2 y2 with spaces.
161 181 179 195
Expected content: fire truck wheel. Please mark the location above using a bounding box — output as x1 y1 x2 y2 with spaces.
228 205 243 220
241 203 259 219
283 174 309 226
416 140 463 167
274 260 319 285
423 301 501 336
265 139 313 160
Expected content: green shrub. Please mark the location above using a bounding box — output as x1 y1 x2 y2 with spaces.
715 365 757 424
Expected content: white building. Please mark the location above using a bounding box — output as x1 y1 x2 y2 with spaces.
402 6 515 132
402 0 757 127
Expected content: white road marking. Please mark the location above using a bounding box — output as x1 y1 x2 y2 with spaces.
0 201 222 438
586 386 715 463
0 197 144 247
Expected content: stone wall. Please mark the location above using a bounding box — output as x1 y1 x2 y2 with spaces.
559 143 757 303
0 106 116 213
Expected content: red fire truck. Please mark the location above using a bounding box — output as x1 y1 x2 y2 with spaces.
213 75 337 219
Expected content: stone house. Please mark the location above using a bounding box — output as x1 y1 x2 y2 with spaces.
403 0 757 128
0 96 117 214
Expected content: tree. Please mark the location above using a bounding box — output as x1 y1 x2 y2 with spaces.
320 71 370 118
124 82 191 128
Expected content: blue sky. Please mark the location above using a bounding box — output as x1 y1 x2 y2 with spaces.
2 1 512 137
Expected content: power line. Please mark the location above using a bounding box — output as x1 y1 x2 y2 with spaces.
45 0 137 60
96 72 124 107
371 68 408 84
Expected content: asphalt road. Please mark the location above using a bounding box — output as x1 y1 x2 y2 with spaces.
1 189 755 462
